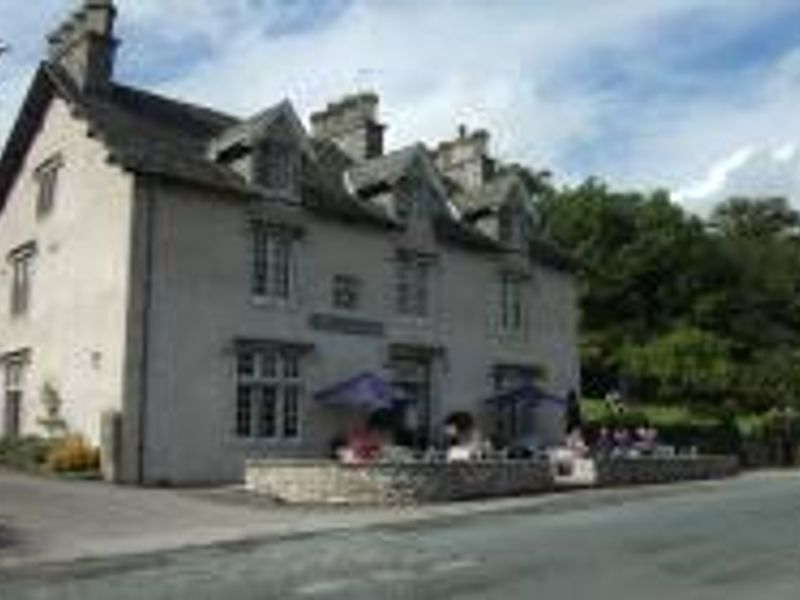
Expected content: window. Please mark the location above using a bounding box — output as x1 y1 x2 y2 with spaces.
35 155 62 218
332 274 361 311
500 273 527 334
3 357 27 438
492 365 537 443
258 142 297 196
396 253 431 317
252 225 297 300
9 244 36 317
235 348 303 440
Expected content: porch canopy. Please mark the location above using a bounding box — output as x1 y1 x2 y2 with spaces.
485 384 566 408
314 371 410 411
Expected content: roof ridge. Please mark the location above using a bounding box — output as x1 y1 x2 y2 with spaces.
110 82 240 128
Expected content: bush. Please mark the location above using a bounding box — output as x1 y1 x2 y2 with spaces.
0 436 53 472
44 435 100 473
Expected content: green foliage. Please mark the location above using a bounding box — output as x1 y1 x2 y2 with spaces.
538 186 800 413
621 327 732 404
0 436 53 472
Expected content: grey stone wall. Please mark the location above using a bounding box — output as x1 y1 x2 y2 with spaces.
246 459 554 505
246 456 740 505
593 456 740 487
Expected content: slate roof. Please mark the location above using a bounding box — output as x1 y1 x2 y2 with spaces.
455 173 522 217
346 145 419 195
0 62 573 268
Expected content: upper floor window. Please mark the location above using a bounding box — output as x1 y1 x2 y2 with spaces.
9 243 36 317
332 274 361 311
500 272 527 334
396 252 431 318
35 155 63 218
235 347 303 440
252 224 298 301
258 142 297 198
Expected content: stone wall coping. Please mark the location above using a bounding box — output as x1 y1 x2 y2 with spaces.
244 458 552 469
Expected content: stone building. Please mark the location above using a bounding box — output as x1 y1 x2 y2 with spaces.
0 0 580 484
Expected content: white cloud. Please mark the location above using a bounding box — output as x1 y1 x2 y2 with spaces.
675 144 800 214
1 0 799 212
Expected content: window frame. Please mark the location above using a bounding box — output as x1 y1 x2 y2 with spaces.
257 141 298 200
8 243 36 318
234 347 303 442
34 154 63 218
3 354 29 439
395 252 432 318
332 274 361 311
251 224 299 303
499 272 528 336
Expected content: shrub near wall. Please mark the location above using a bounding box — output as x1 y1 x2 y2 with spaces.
0 436 52 472
583 400 743 454
44 435 100 473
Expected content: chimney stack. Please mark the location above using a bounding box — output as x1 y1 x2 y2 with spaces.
47 0 118 94
434 125 494 191
311 92 385 162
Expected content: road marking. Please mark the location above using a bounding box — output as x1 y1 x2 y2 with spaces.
430 558 481 573
294 578 353 596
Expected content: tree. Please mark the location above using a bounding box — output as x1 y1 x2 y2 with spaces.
620 327 732 405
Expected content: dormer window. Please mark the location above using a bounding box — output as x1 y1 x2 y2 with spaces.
258 141 298 199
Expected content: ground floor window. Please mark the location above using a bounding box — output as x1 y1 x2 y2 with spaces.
235 348 303 440
3 357 27 438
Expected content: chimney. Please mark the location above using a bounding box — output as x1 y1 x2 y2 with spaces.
434 125 494 191
310 92 385 162
47 0 118 94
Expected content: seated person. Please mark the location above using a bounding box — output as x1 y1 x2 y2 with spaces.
339 423 382 464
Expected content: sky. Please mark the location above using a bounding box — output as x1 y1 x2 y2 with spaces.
2 0 800 214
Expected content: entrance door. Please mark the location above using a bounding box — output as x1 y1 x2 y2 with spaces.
391 357 432 448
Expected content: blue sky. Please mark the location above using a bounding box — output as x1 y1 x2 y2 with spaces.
2 0 800 213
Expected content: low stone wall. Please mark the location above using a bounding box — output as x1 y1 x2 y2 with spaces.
245 459 553 505
245 455 740 505
594 455 739 487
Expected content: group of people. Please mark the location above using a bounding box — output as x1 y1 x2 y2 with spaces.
574 425 662 458
330 407 664 466
331 410 490 465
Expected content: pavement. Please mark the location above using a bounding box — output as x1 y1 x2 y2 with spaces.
0 469 798 599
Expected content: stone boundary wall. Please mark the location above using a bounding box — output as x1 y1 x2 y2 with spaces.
593 456 739 487
245 456 740 505
245 459 553 505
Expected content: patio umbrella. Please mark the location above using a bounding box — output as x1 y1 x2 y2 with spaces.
485 384 566 408
314 371 411 411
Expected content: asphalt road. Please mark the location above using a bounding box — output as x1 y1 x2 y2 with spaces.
2 473 799 599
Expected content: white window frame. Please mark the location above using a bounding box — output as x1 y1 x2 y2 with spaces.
235 348 303 441
35 154 63 218
3 356 27 438
258 141 298 200
395 252 431 318
251 225 298 303
9 243 36 318
499 272 528 336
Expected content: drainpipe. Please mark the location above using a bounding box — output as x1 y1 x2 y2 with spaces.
136 178 156 485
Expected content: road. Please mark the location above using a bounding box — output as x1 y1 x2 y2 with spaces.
1 472 799 599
